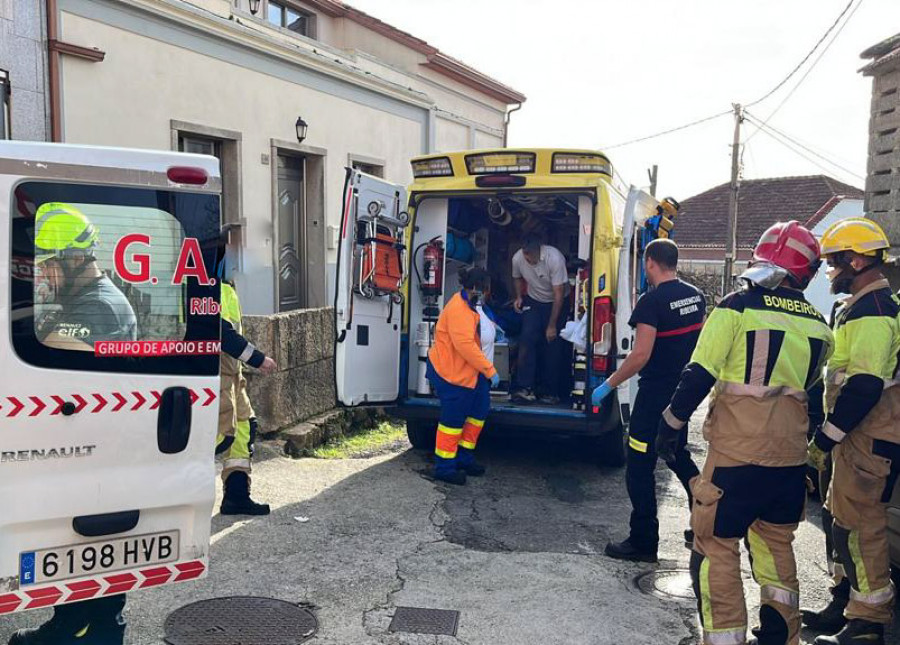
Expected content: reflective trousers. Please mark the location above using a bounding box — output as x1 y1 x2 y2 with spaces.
428 360 490 460
825 433 900 624
626 378 700 552
691 449 806 645
217 371 256 481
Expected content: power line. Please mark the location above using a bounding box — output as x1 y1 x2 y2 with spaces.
745 0 864 142
744 112 865 180
602 110 730 150
746 0 856 108
746 114 865 182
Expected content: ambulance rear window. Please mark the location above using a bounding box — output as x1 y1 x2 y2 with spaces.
11 181 220 376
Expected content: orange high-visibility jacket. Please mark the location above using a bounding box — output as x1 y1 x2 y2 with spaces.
429 292 497 388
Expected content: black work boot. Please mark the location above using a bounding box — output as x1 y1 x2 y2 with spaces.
9 616 124 645
220 471 270 516
604 538 658 563
456 448 486 477
802 579 849 633
814 619 884 645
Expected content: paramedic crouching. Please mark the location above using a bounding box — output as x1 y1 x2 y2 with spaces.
510 233 569 404
11 204 136 645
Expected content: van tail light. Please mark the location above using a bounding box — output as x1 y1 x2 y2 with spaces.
167 166 208 185
592 296 614 374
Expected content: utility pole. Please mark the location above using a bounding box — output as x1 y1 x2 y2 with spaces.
722 103 743 296
647 165 658 197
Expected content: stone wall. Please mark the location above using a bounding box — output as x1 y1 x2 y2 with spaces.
242 307 336 434
862 41 900 272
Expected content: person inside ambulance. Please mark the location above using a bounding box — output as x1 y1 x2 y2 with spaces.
656 221 833 645
216 227 277 515
427 267 499 485
510 233 569 405
10 206 135 645
802 219 900 645
32 202 137 351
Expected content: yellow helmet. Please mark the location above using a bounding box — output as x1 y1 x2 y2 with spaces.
34 202 99 264
820 217 889 258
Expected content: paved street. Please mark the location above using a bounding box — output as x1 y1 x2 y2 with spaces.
3 420 900 645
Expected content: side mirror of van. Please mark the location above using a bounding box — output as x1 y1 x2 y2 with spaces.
157 387 193 454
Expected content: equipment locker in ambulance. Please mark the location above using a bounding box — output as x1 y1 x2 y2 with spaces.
334 149 662 467
0 141 222 616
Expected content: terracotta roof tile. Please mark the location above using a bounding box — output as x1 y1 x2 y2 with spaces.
675 175 863 249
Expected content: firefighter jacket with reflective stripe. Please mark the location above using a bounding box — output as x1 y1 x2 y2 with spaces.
220 282 265 378
667 285 834 466
820 279 900 446
428 291 497 389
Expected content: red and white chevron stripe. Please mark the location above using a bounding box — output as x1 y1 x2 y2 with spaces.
2 389 217 418
0 559 206 615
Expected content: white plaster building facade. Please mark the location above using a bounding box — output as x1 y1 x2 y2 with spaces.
48 0 525 313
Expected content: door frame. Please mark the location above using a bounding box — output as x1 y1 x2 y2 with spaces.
269 139 327 312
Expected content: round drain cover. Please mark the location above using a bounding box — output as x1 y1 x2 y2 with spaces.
634 569 695 601
164 596 318 645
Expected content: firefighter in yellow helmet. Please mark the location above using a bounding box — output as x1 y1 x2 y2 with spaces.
803 218 900 645
32 202 136 350
215 227 277 515
657 221 833 645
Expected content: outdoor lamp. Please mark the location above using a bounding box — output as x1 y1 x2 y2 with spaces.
248 0 261 15
295 117 308 143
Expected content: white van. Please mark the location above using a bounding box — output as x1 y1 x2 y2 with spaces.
334 149 662 466
0 142 221 616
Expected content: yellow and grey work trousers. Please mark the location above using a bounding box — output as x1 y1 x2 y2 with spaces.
825 431 900 624
217 370 255 481
691 450 806 645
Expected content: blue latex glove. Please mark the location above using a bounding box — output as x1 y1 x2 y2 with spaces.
591 381 614 407
490 373 500 388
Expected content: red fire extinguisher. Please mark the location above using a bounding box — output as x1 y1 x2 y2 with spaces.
420 237 444 297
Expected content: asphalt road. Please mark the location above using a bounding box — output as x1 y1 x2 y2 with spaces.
3 420 900 645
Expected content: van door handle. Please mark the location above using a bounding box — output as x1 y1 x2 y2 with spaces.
73 510 140 537
157 387 192 454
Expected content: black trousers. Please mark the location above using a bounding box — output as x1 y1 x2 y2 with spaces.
626 379 700 551
516 296 567 395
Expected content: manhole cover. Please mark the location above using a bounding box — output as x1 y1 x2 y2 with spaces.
389 606 460 636
164 596 318 645
635 569 696 601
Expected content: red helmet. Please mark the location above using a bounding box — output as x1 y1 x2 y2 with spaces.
742 220 821 289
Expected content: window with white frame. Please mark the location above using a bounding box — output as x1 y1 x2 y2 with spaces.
267 1 316 38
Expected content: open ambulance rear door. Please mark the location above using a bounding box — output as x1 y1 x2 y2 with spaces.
614 187 660 424
0 142 221 616
334 168 408 406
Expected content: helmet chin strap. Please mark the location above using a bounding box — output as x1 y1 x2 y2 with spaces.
828 254 882 294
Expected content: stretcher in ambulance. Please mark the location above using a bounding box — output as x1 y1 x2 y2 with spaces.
334 150 662 466
0 141 222 615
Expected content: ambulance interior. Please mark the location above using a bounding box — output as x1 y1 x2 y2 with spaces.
409 192 594 411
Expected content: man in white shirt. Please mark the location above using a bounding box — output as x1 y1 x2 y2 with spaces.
510 233 569 404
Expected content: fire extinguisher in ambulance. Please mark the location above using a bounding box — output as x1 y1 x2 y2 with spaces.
421 237 444 297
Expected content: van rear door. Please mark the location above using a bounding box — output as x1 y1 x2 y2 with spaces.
334 168 408 406
614 187 659 421
0 142 221 615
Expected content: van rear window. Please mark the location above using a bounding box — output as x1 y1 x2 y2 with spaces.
11 181 221 376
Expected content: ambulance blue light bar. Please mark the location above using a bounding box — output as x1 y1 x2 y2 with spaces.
465 152 535 175
551 153 612 175
411 157 453 178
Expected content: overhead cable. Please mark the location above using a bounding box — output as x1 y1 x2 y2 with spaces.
745 0 857 108
602 110 730 150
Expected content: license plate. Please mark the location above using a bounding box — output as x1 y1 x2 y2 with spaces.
19 530 179 586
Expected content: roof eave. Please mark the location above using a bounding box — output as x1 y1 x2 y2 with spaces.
422 53 526 104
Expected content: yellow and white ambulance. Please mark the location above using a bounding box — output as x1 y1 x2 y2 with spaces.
334 148 662 466
0 141 221 616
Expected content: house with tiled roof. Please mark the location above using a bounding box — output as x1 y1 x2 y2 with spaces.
675 175 864 311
